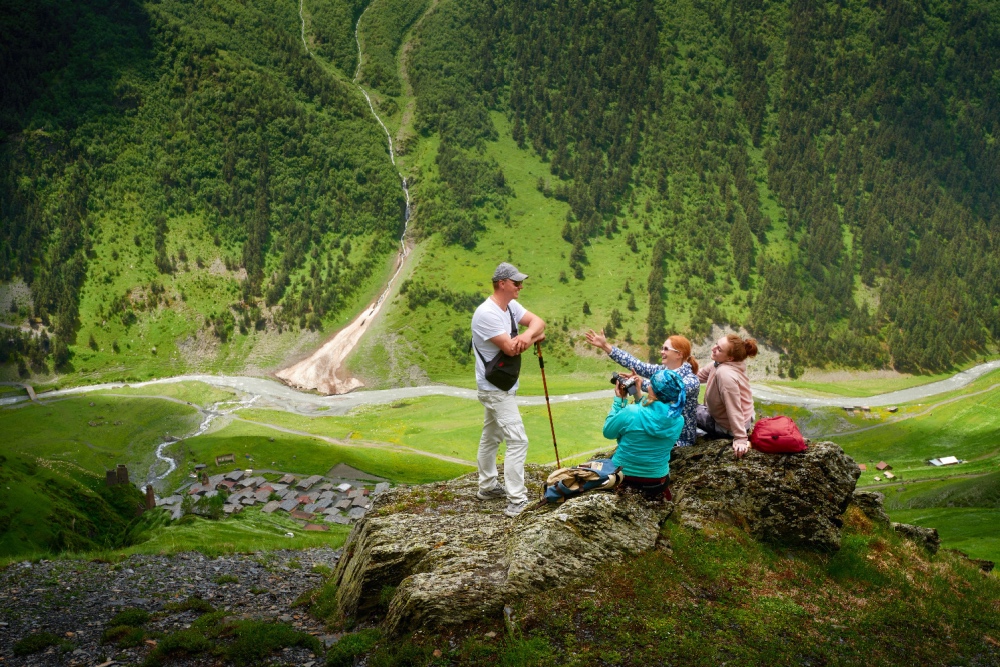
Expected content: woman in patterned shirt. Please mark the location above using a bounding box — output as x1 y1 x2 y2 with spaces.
585 330 701 448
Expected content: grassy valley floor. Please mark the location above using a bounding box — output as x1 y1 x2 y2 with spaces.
3 370 1000 564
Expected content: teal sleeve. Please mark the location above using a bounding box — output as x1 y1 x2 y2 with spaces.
603 397 632 440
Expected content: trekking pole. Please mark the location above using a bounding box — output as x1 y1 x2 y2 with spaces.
535 340 561 468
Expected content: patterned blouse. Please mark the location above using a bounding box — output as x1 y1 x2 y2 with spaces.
608 347 700 447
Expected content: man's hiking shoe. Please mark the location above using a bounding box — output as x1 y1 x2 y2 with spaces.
504 500 529 517
476 486 506 501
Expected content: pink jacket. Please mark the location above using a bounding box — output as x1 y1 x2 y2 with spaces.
697 360 754 446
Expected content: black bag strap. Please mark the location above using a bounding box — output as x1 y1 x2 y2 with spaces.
473 308 517 362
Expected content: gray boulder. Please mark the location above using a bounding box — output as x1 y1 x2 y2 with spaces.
332 466 670 634
892 522 940 554
333 439 861 633
850 490 891 525
669 439 860 551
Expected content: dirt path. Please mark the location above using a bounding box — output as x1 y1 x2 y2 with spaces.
274 249 407 395
5 360 998 415
814 381 1000 439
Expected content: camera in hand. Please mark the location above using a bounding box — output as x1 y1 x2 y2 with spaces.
610 372 640 399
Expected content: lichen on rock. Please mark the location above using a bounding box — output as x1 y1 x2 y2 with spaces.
333 439 862 633
851 490 892 525
332 465 670 634
663 439 860 552
892 522 941 554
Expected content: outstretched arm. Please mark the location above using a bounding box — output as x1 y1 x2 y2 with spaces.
608 347 663 379
585 329 614 354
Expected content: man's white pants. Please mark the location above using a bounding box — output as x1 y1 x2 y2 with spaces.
476 390 529 504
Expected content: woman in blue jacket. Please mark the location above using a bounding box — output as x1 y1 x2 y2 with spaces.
586 329 700 448
603 368 686 499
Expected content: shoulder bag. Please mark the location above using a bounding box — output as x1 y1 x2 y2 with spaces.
473 309 521 391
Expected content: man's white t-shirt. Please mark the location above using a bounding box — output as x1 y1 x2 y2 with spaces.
471 297 526 392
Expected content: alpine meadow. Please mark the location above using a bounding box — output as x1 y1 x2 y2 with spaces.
2 0 1000 664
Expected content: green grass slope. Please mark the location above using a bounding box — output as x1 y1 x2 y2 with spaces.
0 452 147 558
882 473 1000 564
119 506 350 558
310 510 1000 666
886 472 1000 511
159 417 473 491
818 369 1000 563
0 394 200 478
889 508 1000 565
833 380 1000 486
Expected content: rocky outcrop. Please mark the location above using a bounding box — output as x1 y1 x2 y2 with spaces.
850 490 891 525
334 439 861 632
667 439 860 552
892 522 941 554
332 466 670 634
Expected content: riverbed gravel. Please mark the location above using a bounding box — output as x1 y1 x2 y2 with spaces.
0 548 342 666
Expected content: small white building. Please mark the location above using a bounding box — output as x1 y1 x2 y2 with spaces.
929 456 961 466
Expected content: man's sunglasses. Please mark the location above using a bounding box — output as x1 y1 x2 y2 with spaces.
509 280 523 287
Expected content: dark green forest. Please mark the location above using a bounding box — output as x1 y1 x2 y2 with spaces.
1 0 998 376
0 0 402 374
407 0 999 372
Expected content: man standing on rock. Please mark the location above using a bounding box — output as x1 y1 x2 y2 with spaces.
471 262 546 517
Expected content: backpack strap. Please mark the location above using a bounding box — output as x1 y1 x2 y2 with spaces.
472 308 518 363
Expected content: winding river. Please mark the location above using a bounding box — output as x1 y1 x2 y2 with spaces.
146 394 260 484
5 359 999 414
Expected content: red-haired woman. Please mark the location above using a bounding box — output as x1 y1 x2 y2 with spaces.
585 330 701 447
697 333 758 458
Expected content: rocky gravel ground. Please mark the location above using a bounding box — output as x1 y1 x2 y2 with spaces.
0 548 342 666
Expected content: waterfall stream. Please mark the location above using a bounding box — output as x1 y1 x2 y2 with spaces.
301 0 411 282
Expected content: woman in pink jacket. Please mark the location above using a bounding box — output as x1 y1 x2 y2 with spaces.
697 334 758 458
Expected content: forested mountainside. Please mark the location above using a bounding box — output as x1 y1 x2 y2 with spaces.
0 0 402 377
1 0 998 380
398 0 1000 374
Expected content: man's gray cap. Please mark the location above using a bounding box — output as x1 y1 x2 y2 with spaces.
493 262 528 282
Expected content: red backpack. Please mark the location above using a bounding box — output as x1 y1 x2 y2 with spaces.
750 416 807 454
